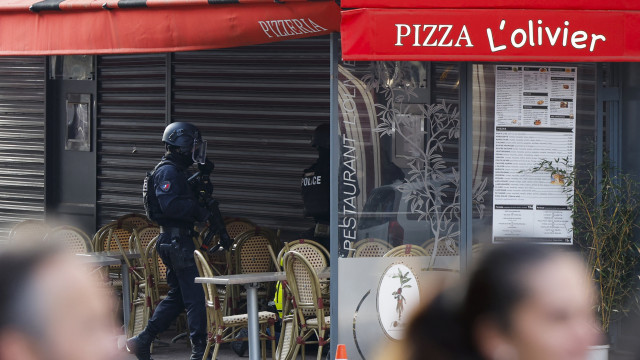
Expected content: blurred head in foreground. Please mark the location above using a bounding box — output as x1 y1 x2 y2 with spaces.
404 244 599 360
0 244 121 360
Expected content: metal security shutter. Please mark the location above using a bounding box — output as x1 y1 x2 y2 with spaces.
96 54 167 227
172 36 330 237
0 57 46 241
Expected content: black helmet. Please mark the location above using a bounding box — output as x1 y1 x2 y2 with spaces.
311 124 330 150
162 122 207 164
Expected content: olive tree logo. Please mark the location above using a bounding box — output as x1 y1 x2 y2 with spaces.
377 263 420 340
391 268 412 320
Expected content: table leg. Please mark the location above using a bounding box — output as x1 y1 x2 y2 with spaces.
245 283 261 360
122 260 131 336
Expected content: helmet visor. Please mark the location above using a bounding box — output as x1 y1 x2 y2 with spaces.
192 139 207 165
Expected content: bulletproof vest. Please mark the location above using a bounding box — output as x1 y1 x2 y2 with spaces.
143 160 177 223
301 159 330 221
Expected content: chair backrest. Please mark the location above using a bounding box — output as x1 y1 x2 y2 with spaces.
277 239 328 271
194 250 224 328
283 251 326 321
383 244 429 257
93 222 116 251
8 220 50 243
351 238 391 258
234 228 278 274
117 213 153 232
424 238 459 257
147 237 167 284
224 218 256 240
131 226 160 252
104 227 132 252
48 225 93 253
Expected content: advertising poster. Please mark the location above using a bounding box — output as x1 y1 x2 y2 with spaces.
492 65 576 244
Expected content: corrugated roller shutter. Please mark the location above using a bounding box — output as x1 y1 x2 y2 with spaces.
172 36 330 237
96 54 167 227
0 57 46 241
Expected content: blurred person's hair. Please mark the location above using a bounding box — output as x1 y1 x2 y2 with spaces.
0 243 64 339
403 243 567 360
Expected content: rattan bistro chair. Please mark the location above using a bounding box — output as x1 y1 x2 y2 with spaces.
349 238 391 258
283 251 330 360
274 238 330 354
224 218 256 239
8 220 50 243
383 244 429 257
194 250 277 360
231 228 280 313
47 225 93 254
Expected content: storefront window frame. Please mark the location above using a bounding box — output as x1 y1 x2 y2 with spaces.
328 37 619 351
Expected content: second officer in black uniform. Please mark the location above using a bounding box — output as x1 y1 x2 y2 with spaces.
300 124 331 250
127 122 231 360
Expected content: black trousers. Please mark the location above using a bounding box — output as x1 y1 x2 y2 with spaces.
145 232 207 342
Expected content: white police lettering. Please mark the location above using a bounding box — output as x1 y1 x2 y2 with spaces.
301 175 322 186
259 18 328 38
395 24 474 47
486 19 606 53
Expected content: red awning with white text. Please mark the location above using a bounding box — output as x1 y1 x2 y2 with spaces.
341 2 640 61
0 0 339 55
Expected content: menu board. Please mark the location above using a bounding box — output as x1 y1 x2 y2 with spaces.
492 65 576 244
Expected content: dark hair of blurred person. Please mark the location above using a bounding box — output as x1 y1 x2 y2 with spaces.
0 243 122 360
402 243 599 360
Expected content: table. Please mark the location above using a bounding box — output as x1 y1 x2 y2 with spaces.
77 250 141 332
196 267 330 360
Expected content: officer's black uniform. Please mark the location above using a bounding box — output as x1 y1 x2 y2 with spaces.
128 122 227 360
301 124 331 250
146 152 208 341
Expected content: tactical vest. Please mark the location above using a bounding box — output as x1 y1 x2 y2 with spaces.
143 160 177 223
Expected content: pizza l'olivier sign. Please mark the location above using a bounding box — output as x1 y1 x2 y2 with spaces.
341 9 637 61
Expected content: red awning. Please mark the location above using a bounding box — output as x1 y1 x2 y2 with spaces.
341 2 640 62
0 0 339 55
341 0 640 10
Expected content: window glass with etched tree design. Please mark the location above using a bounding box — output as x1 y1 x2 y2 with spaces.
337 61 483 271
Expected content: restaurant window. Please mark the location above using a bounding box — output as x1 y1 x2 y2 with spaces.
338 61 464 265
336 61 464 358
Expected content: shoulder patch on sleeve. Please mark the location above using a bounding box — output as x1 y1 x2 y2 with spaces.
160 181 171 192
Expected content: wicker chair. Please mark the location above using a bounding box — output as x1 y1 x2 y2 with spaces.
232 228 280 314
47 225 93 254
126 226 159 339
8 220 50 243
95 226 133 289
92 222 116 251
349 238 391 258
194 250 277 360
146 237 169 310
274 238 329 354
117 213 153 232
383 244 429 257
283 251 330 360
224 218 256 239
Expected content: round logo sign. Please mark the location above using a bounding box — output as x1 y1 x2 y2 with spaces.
376 263 420 340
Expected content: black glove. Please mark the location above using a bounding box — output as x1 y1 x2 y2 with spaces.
218 231 232 251
198 158 215 175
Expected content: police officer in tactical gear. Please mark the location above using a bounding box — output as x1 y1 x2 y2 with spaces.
300 124 331 250
127 122 231 360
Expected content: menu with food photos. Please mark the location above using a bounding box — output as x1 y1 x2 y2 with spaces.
492 65 577 244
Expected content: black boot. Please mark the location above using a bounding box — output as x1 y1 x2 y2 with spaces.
126 330 154 360
190 337 211 360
